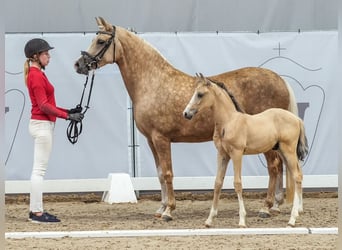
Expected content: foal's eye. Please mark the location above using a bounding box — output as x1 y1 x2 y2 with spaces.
197 93 204 98
97 39 105 45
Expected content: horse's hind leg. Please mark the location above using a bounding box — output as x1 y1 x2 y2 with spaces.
259 150 284 218
270 151 284 212
205 152 229 228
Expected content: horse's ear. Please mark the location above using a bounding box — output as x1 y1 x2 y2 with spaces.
199 73 204 79
96 16 112 31
195 73 200 78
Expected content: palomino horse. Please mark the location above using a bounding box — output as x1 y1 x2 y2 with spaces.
183 74 308 227
74 17 298 221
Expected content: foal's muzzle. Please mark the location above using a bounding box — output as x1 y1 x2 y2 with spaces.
183 110 196 120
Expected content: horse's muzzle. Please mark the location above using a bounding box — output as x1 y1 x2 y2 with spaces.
75 51 99 75
74 57 90 75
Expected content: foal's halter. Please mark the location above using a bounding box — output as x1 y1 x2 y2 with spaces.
66 26 116 144
80 26 116 70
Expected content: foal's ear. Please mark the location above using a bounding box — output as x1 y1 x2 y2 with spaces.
196 73 205 80
95 16 112 31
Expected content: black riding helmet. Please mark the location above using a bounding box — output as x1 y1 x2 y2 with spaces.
24 38 54 59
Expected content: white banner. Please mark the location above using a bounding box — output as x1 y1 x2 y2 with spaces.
5 31 338 183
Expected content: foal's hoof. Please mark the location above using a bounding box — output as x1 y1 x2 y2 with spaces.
258 212 271 218
162 215 173 222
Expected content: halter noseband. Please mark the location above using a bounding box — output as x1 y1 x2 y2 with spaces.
81 26 116 71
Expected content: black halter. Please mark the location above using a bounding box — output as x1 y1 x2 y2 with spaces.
67 27 116 144
80 26 116 71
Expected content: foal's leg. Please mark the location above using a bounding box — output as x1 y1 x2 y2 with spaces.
259 151 284 218
231 151 247 228
288 169 303 227
205 152 229 228
282 152 303 227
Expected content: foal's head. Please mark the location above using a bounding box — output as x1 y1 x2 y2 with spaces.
183 73 217 120
183 73 244 120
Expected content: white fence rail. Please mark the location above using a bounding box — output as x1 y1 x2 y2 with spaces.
5 175 337 194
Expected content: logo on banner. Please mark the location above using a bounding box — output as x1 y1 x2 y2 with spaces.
5 70 26 166
258 43 325 169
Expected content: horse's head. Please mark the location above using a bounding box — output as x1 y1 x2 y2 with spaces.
183 73 213 120
74 17 116 75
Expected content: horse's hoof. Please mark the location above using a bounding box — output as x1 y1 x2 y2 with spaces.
258 212 271 218
239 224 247 228
270 207 281 214
204 223 211 228
154 213 162 218
287 223 295 228
162 215 173 222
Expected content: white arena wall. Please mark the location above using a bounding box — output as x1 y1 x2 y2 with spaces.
5 30 338 193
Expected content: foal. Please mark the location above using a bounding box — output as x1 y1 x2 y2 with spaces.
183 74 308 227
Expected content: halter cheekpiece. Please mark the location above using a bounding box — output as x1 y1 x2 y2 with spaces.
80 26 116 71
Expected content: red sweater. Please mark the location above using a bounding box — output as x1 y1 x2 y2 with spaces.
27 67 68 122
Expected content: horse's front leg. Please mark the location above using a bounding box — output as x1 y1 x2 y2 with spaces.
231 151 247 228
147 139 168 218
259 150 284 218
205 151 229 228
151 135 175 221
154 167 168 217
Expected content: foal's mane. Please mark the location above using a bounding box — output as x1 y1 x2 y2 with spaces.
207 78 245 113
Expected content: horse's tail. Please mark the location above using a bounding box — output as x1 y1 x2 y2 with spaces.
283 78 298 204
297 120 309 161
284 79 298 116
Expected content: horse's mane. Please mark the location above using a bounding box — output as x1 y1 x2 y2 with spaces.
120 27 180 72
207 78 245 113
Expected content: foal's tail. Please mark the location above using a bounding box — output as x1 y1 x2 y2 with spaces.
297 120 309 161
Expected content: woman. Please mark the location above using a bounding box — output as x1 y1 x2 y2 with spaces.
24 38 83 223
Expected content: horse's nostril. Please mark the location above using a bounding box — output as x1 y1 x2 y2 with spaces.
74 62 79 68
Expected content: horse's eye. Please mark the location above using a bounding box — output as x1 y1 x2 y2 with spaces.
97 39 105 45
197 93 204 98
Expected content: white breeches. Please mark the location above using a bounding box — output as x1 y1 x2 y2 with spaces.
28 119 55 213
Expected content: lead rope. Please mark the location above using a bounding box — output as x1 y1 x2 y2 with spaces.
66 71 95 144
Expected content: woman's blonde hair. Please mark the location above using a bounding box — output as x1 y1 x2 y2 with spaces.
23 58 31 86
